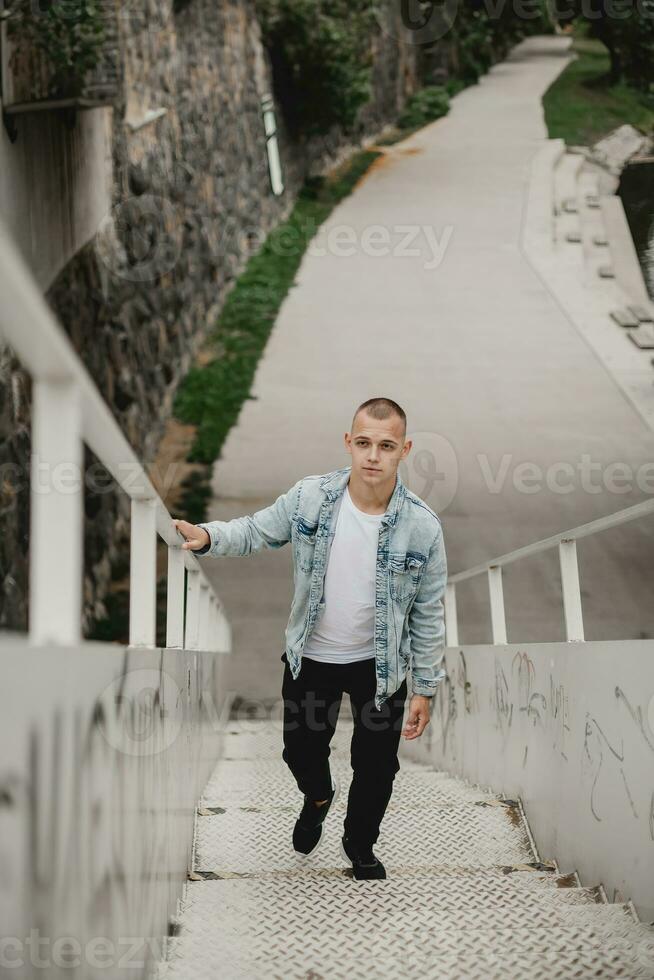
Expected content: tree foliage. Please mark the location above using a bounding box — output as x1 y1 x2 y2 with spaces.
255 0 375 138
450 0 553 83
553 0 654 89
7 0 106 99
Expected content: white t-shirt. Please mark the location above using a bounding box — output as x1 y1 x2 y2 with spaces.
303 484 384 664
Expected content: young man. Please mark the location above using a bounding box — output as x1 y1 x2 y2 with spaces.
173 397 448 880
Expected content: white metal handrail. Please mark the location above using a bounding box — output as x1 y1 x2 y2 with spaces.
0 218 230 654
445 496 654 646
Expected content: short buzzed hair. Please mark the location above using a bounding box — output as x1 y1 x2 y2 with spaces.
352 397 407 437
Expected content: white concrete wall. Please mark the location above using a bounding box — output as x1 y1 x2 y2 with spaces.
0 105 112 289
0 636 230 979
401 640 654 922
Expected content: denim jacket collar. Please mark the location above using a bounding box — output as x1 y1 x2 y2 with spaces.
319 465 406 527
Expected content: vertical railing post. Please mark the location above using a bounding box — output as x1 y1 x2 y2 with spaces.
210 596 221 653
198 580 211 651
207 590 216 653
29 379 83 646
488 565 508 644
444 582 459 647
166 544 185 648
559 538 584 641
185 567 201 651
129 498 157 647
216 609 232 656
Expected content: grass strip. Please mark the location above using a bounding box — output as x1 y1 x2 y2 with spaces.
543 29 654 146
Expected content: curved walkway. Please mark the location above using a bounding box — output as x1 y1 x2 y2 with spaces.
199 35 654 703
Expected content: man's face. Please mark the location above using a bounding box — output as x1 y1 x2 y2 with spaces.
345 412 411 486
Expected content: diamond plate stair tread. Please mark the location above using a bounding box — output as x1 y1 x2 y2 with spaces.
188 868 604 903
170 919 653 956
203 755 474 789
161 953 653 980
168 910 652 946
161 913 654 980
219 719 436 766
181 877 627 919
220 720 356 759
201 762 502 809
220 739 429 768
404 951 654 980
194 804 533 873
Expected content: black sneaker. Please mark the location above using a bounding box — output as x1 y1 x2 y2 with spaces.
292 773 340 858
340 834 387 880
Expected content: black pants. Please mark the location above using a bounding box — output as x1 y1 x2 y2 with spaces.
280 651 408 850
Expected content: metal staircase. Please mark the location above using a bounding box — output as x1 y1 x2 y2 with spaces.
157 717 654 979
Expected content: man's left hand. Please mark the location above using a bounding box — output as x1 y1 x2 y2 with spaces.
401 695 431 739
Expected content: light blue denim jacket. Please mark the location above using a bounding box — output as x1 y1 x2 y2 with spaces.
195 465 448 710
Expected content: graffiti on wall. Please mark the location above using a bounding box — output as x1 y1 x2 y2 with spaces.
0 649 224 979
583 686 654 835
434 644 654 842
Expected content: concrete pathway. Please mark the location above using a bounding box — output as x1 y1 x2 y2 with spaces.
196 35 654 703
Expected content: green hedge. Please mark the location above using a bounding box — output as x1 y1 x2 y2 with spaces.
397 86 451 129
254 0 374 137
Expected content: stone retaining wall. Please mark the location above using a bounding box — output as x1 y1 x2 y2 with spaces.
0 0 422 632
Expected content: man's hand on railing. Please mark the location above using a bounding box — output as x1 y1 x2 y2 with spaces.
173 519 210 551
